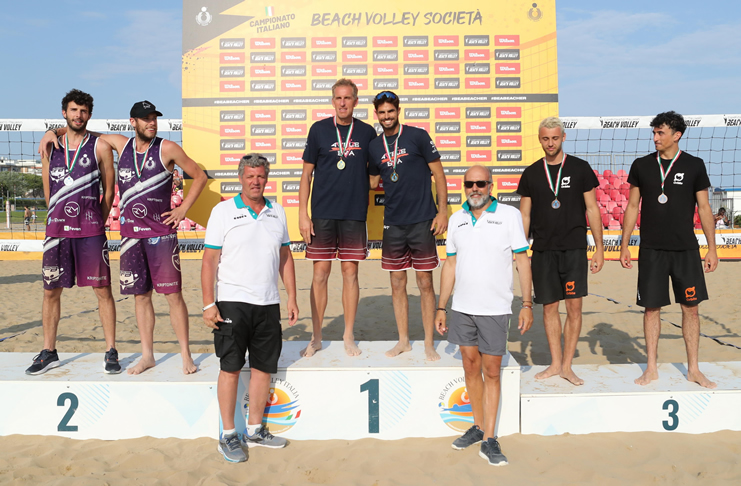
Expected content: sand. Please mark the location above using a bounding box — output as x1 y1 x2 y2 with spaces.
1 259 741 484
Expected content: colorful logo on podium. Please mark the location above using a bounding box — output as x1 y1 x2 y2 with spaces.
242 378 301 433
438 377 474 432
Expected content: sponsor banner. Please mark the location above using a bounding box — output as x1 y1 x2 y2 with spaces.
182 0 561 252
0 120 183 132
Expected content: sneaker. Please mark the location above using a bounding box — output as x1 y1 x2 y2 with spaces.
104 348 122 374
241 425 287 449
25 349 61 375
217 432 247 463
451 425 484 450
479 437 508 466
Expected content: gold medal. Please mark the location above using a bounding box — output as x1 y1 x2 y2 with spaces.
337 159 346 170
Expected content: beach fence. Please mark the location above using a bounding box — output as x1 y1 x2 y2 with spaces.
2 116 741 259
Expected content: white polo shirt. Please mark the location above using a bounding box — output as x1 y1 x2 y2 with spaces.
204 195 290 305
446 197 529 316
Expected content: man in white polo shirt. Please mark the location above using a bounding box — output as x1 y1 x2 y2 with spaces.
435 165 533 466
201 153 299 463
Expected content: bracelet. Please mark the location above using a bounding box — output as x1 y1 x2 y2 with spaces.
202 302 216 312
522 305 533 309
46 128 57 135
436 307 447 313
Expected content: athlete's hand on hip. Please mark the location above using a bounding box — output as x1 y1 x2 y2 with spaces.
518 307 533 335
704 248 719 273
38 130 60 158
299 213 314 244
203 307 223 330
434 310 447 335
162 206 188 229
287 298 299 326
619 247 633 269
430 212 448 236
590 249 604 274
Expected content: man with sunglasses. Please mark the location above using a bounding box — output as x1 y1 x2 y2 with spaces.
368 90 448 361
435 165 532 466
516 117 603 386
299 79 377 357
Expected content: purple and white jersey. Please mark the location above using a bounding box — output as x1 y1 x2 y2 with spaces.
46 134 105 238
117 137 175 238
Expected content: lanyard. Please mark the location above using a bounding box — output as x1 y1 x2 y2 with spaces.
543 152 566 198
64 133 90 173
334 117 354 159
133 138 154 179
382 124 404 173
657 150 682 194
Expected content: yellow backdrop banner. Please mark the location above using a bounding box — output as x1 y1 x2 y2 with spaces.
182 0 558 256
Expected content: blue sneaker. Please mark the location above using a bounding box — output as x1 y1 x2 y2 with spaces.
104 348 122 374
479 437 508 466
218 432 247 463
241 425 287 449
25 349 60 375
452 425 484 450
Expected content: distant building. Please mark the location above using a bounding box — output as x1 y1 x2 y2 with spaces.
0 158 42 175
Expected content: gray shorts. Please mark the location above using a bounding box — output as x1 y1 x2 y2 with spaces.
447 310 510 356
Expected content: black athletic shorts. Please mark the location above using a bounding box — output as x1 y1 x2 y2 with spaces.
381 220 439 271
305 218 368 261
531 249 588 305
213 301 282 373
637 248 708 308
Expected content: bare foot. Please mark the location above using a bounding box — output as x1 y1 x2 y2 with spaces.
424 344 441 362
634 368 659 385
559 368 584 386
300 340 322 358
344 338 362 357
128 356 156 375
385 340 412 358
535 365 561 380
687 370 717 389
182 355 198 374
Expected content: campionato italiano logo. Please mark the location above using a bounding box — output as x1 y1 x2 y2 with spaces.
242 377 301 433
438 377 474 432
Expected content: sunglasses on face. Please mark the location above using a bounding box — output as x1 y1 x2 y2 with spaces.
464 180 491 189
374 91 398 101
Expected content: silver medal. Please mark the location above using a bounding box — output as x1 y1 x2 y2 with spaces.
658 193 668 204
64 176 74 186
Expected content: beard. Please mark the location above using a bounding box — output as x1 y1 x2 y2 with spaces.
136 125 156 143
466 191 489 210
65 116 88 135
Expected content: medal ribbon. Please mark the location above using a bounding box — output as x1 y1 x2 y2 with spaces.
543 152 566 199
133 137 154 179
656 149 682 194
382 124 404 174
64 132 90 174
334 116 354 161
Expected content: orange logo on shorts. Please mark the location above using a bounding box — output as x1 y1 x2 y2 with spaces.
565 281 576 295
685 287 697 301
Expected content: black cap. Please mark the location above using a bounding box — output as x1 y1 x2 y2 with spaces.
130 100 163 118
